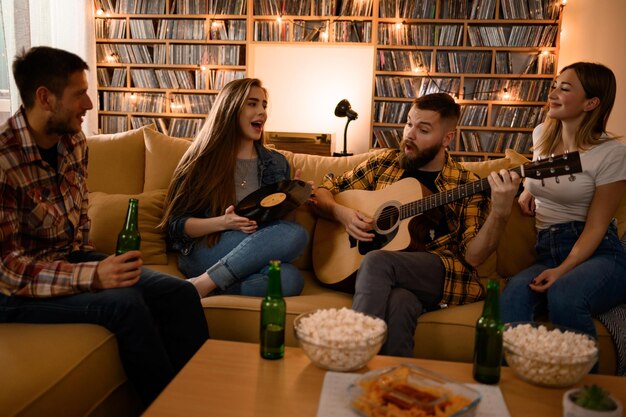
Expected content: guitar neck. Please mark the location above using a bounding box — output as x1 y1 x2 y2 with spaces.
401 165 523 220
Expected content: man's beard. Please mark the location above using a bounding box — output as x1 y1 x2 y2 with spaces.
398 139 439 172
45 106 80 136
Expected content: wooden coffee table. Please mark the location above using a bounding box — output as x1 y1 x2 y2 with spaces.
142 340 625 417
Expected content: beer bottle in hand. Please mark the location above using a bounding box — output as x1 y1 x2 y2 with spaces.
116 198 140 255
260 260 286 360
472 278 503 384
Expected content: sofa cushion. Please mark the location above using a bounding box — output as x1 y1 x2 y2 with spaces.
0 323 128 417
277 149 383 186
88 190 168 264
143 128 192 192
86 125 151 195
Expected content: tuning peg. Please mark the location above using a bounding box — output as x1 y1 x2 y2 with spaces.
569 174 576 182
555 176 560 184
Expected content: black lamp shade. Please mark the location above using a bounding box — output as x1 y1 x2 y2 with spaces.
334 99 358 120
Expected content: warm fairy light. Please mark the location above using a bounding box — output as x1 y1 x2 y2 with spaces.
200 65 207 71
130 93 137 101
105 54 116 63
211 20 220 28
502 88 511 100
541 50 550 56
320 30 328 41
96 8 104 16
413 66 424 73
276 15 282 24
395 22 403 29
561 0 567 5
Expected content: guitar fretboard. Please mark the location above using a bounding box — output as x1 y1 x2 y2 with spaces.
400 165 524 220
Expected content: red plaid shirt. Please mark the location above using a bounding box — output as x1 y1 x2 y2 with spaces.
0 107 97 297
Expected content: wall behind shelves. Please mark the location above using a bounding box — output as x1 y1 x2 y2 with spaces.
559 0 626 141
250 44 374 155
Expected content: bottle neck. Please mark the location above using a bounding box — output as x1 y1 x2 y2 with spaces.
482 279 501 321
124 199 139 231
266 263 282 298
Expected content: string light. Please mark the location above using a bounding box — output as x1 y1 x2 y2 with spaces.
105 53 117 63
395 21 403 30
130 93 137 101
200 65 207 71
502 88 511 100
95 8 104 16
276 15 282 24
211 20 220 28
320 30 328 41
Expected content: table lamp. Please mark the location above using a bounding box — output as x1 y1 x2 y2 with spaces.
333 99 357 157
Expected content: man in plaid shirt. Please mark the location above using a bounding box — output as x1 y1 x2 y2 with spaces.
0 47 208 405
315 93 521 357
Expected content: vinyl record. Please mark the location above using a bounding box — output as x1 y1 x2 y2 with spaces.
235 179 312 223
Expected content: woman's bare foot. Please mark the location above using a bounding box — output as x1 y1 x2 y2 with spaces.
188 273 217 298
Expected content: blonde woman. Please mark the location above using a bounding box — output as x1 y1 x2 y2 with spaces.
162 78 307 297
501 62 626 337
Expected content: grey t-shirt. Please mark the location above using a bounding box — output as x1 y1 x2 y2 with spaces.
235 158 259 204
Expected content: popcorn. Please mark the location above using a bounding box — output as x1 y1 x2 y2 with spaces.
503 323 598 387
294 308 387 371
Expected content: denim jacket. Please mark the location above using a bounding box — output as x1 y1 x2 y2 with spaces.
167 143 291 255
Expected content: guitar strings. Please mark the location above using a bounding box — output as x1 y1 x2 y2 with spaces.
373 165 526 224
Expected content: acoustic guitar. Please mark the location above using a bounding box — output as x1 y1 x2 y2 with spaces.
312 152 582 285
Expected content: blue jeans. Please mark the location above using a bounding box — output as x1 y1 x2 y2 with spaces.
0 251 209 406
178 220 308 296
501 221 626 337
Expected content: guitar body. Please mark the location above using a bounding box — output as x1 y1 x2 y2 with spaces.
313 178 427 285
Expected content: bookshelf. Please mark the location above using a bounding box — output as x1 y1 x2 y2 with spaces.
373 0 564 160
94 0 247 137
94 0 564 160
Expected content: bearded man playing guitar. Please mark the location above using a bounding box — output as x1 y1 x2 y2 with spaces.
313 93 522 357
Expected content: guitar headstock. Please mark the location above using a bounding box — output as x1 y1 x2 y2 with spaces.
519 151 582 180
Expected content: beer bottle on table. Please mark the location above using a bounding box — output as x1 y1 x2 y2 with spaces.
472 278 503 384
116 198 141 255
260 260 286 360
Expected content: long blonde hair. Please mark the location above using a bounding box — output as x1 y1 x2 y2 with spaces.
536 62 617 155
161 78 268 246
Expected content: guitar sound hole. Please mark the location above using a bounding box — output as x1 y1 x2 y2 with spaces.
376 206 399 233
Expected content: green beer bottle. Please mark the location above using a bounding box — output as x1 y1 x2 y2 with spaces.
472 278 503 384
115 198 141 255
260 260 286 359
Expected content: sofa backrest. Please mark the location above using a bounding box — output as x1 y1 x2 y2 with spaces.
85 128 626 281
86 125 149 194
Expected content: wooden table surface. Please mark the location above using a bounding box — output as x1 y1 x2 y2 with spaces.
142 339 625 417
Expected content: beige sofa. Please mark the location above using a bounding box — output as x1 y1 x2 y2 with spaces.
2 125 625 417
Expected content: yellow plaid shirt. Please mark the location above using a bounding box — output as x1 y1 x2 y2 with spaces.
321 149 489 305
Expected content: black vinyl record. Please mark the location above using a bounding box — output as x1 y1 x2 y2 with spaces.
235 179 312 223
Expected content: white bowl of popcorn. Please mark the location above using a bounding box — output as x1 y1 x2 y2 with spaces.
293 308 387 372
503 322 598 388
